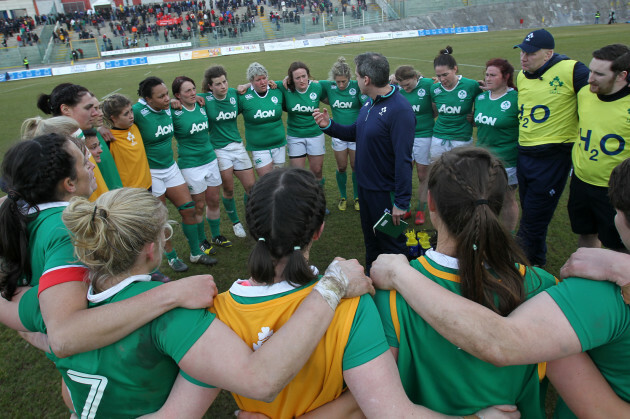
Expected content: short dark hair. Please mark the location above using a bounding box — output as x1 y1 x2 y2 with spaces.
137 76 165 99
355 52 389 87
171 75 195 96
592 44 630 77
609 158 630 227
202 65 228 93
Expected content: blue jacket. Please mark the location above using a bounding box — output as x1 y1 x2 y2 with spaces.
323 85 415 210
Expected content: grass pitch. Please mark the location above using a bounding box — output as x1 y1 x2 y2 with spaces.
0 23 628 417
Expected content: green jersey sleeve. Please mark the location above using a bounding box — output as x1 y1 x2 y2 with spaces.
546 278 630 351
342 294 389 370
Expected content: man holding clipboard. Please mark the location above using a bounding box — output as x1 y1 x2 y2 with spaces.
314 52 415 273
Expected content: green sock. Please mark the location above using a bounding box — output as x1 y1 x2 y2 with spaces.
336 170 347 199
164 250 177 260
222 197 240 224
182 223 202 256
352 171 358 200
207 217 221 238
197 221 207 243
243 193 249 208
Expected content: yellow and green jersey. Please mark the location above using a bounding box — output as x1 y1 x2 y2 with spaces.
375 250 557 417
110 124 152 190
211 278 388 419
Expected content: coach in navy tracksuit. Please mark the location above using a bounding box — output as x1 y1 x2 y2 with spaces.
314 52 415 273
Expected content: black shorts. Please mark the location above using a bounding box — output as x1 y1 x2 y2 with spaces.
568 175 624 249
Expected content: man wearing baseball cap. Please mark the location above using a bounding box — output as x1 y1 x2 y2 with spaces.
513 29 589 267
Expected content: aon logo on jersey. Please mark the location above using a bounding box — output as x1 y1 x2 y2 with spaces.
254 109 275 118
190 121 209 134
216 111 237 121
474 113 497 126
333 100 353 109
156 124 174 137
438 104 461 114
291 104 315 113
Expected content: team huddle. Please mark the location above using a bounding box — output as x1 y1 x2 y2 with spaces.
0 28 629 418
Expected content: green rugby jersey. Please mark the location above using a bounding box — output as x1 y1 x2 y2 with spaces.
238 88 286 151
132 100 176 169
398 78 435 138
474 89 519 167
320 80 368 125
172 103 216 169
53 277 215 418
198 88 243 149
375 251 556 417
430 76 481 141
277 81 324 138
548 278 630 418
95 132 123 189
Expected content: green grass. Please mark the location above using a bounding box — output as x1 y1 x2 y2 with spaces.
0 24 628 417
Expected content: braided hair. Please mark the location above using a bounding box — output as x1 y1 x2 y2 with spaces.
0 133 79 299
428 147 531 315
245 168 326 286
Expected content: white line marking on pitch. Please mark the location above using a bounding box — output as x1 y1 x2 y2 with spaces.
102 88 121 99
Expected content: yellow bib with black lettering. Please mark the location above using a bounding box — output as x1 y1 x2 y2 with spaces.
573 88 630 187
517 60 579 146
211 283 359 418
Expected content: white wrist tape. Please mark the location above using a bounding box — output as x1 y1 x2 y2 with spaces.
313 260 349 311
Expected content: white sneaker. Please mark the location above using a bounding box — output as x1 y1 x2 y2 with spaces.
233 222 246 238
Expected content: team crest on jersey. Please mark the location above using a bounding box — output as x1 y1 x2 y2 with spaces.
349 88 357 96
165 108 171 116
253 326 274 351
141 108 150 116
501 100 511 110
230 97 236 105
549 76 564 93
418 89 426 97
245 94 253 100
331 84 337 90
434 87 442 95
174 110 183 116
478 93 486 100
458 90 467 99
207 95 215 101
271 96 278 104
379 106 387 116
200 108 207 116
126 131 137 146
309 92 317 100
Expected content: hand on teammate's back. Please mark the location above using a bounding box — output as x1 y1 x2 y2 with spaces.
170 274 218 309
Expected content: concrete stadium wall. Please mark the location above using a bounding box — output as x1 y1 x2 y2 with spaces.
321 0 626 36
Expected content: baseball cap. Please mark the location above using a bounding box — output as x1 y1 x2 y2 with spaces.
513 29 555 53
